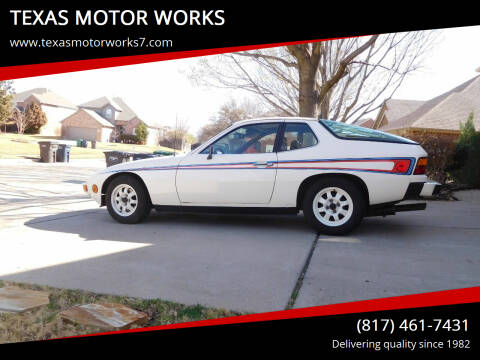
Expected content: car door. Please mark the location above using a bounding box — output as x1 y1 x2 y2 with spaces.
176 122 281 205
272 121 321 205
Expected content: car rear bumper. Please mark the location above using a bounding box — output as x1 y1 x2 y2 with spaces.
367 201 427 217
366 180 441 217
420 180 441 197
403 181 441 200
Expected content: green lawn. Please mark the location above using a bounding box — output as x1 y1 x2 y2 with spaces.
0 133 177 159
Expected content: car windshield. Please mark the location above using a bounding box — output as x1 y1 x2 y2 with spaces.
319 119 417 144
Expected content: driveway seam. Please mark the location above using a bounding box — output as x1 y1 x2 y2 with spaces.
285 232 319 310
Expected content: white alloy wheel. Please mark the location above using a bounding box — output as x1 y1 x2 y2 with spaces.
111 184 138 217
313 187 354 227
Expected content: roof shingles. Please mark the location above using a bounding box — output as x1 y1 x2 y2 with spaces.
79 96 123 112
379 75 480 132
14 88 77 110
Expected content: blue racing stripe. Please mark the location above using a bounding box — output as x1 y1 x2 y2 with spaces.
101 157 416 175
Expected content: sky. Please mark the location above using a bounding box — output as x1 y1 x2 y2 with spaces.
393 25 480 100
12 25 480 136
13 56 233 135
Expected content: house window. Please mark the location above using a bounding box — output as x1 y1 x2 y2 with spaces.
105 108 113 119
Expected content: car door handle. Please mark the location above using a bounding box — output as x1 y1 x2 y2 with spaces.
254 161 274 167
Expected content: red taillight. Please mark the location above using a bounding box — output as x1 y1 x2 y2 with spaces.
413 157 428 175
392 159 411 174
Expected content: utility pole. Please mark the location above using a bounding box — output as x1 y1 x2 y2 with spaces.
173 114 178 156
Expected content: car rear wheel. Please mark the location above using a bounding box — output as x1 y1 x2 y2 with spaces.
303 178 366 235
106 175 151 224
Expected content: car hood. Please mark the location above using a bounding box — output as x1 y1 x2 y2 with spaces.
100 154 186 174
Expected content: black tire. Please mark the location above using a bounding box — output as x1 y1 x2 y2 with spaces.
303 177 366 235
105 175 151 224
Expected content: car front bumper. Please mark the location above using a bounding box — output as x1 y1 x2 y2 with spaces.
83 172 111 206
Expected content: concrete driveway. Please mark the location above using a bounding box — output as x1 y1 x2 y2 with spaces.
0 159 105 229
295 200 480 308
0 159 316 313
0 159 479 313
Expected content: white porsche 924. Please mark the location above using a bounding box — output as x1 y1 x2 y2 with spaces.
84 118 439 235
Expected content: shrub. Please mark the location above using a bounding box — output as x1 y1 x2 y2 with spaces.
118 134 139 144
449 113 480 187
135 122 149 145
449 143 468 171
24 103 47 134
407 130 456 183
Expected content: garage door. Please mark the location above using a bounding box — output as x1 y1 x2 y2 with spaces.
65 127 97 141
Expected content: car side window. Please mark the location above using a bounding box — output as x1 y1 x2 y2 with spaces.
279 123 318 151
201 123 280 155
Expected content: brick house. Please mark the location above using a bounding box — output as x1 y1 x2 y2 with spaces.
110 97 164 146
12 88 77 136
60 108 115 142
351 118 375 129
368 75 480 140
62 96 163 145
12 89 166 145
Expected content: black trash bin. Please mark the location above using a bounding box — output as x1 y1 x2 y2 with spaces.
38 141 59 163
104 151 134 167
56 144 72 163
81 139 88 148
132 153 159 161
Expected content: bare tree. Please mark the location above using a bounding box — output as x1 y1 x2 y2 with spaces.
190 31 438 123
11 108 28 134
160 116 192 150
197 98 266 143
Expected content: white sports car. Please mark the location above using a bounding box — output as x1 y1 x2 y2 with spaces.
84 118 439 235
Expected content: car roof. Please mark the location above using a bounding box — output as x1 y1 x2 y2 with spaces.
234 117 317 126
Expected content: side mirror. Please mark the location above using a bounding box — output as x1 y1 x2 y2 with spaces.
207 146 213 160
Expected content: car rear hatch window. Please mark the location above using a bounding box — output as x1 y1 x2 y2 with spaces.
319 119 418 144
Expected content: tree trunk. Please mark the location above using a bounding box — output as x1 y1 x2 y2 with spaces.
319 95 330 119
298 60 317 118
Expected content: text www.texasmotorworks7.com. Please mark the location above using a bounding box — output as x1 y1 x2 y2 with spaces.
10 37 173 48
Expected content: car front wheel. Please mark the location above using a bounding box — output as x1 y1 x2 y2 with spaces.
303 178 366 235
106 175 151 224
